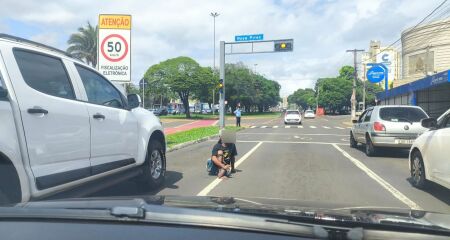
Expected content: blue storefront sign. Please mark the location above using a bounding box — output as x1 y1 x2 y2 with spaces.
376 70 450 101
366 65 386 83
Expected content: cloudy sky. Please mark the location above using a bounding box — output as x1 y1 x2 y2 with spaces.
0 0 443 96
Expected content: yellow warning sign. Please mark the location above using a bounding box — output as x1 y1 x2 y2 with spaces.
99 14 131 30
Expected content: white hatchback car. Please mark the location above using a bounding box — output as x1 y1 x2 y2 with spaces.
284 110 302 125
304 110 315 119
409 108 450 190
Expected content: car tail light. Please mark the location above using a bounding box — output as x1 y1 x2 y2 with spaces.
373 122 386 131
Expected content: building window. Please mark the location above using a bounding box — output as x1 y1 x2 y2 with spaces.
408 51 434 75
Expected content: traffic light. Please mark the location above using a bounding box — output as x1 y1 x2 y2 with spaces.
218 79 224 94
274 40 293 52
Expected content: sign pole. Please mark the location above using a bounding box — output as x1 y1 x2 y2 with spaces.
219 41 225 129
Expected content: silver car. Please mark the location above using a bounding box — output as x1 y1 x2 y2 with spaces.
350 105 429 156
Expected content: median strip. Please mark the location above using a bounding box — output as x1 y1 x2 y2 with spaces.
167 126 242 150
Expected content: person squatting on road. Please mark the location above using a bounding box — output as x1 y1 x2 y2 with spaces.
207 138 238 179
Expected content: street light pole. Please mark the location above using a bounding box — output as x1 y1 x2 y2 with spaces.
211 12 219 116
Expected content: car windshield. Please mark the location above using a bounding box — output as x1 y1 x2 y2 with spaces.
380 107 428 122
1 0 450 235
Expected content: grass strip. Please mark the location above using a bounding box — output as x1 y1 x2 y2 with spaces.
166 126 241 148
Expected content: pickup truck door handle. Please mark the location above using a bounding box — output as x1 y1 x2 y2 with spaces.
93 113 105 120
27 107 48 115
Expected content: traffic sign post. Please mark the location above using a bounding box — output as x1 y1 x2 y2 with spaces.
98 14 131 83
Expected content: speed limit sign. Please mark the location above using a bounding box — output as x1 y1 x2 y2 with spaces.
98 14 131 82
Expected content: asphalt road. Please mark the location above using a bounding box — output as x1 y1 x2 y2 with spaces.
92 115 450 214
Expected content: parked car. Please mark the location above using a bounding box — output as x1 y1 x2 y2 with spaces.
350 105 429 156
0 34 167 204
201 109 212 114
304 109 315 119
409 108 450 190
284 110 302 125
153 108 168 116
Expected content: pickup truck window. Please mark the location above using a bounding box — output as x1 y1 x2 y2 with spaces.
75 65 124 109
13 50 75 100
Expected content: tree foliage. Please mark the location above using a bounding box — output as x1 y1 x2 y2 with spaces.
144 56 209 118
224 63 281 112
67 22 98 67
291 66 383 114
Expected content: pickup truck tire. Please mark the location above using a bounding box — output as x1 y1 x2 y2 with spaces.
138 140 166 189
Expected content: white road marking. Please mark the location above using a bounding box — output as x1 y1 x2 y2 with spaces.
298 125 304 128
273 125 279 128
238 140 346 145
212 120 219 126
294 136 300 139
323 126 330 129
285 126 291 128
261 126 267 128
250 126 256 128
335 127 344 129
238 133 347 136
310 126 317 129
197 142 263 196
347 127 352 129
234 198 263 205
332 144 422 210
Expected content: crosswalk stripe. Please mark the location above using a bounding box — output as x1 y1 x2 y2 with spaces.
298 125 303 128
347 127 352 129
273 125 279 128
310 126 317 129
323 126 330 129
250 126 256 128
335 127 344 129
261 126 267 128
285 126 291 128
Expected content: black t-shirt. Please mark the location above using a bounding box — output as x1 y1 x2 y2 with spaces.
211 143 237 164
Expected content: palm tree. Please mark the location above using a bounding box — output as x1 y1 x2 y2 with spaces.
67 22 98 67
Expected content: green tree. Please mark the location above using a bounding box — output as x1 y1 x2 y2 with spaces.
192 67 218 108
144 57 207 118
67 22 98 67
288 88 316 110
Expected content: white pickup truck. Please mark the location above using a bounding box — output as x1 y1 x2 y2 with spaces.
0 34 166 204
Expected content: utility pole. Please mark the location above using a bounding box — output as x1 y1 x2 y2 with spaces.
316 86 320 113
362 63 366 111
211 12 219 116
346 49 364 121
219 41 225 129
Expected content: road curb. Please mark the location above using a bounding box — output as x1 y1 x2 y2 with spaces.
167 134 220 153
167 127 245 152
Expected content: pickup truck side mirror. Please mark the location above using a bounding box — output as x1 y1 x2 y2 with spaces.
127 94 141 109
421 118 437 129
0 87 8 99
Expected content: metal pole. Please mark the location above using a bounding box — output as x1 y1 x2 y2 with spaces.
142 80 145 108
210 12 219 116
219 41 225 129
363 63 366 111
316 86 319 113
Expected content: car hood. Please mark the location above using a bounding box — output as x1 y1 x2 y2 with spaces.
8 195 450 231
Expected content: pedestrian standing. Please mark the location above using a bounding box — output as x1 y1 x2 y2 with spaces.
234 107 241 127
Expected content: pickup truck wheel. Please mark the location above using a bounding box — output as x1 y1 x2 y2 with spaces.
139 140 166 189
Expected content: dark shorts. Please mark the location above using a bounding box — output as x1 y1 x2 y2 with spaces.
207 159 230 177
